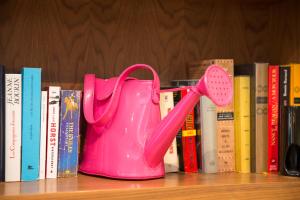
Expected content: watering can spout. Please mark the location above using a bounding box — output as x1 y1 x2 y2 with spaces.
144 65 233 168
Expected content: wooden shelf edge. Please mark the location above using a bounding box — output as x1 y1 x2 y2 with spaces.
1 173 300 200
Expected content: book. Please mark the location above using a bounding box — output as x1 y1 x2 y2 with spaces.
159 91 179 173
289 64 300 106
235 63 269 173
190 59 235 172
21 67 42 181
46 86 61 178
58 90 81 177
278 66 290 175
194 102 201 171
0 65 4 181
171 80 199 172
285 106 300 176
5 74 22 182
234 76 251 173
173 91 184 171
267 65 279 172
181 88 198 172
39 91 48 179
200 96 217 173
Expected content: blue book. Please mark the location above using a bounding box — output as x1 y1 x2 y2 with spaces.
21 67 41 181
58 90 81 177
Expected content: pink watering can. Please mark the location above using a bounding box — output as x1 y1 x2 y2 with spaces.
80 64 232 179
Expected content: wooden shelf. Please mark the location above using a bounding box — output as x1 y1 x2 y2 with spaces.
1 173 300 200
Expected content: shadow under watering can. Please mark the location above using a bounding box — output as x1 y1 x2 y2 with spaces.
79 64 233 180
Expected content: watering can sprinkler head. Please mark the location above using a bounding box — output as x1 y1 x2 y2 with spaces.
195 65 233 106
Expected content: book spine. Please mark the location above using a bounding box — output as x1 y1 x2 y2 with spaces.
194 102 201 171
279 66 290 175
58 90 81 177
46 86 61 178
0 65 5 181
39 91 48 179
249 64 256 173
214 60 235 172
234 76 250 173
181 89 198 172
285 107 300 176
200 96 217 173
253 63 269 173
21 68 41 181
267 65 279 172
5 74 22 182
173 90 184 171
160 92 179 173
289 64 300 106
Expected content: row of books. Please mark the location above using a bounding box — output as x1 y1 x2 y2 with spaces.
0 65 81 182
162 59 235 173
234 63 300 176
162 59 300 176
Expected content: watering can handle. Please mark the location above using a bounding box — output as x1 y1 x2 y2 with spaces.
84 64 161 127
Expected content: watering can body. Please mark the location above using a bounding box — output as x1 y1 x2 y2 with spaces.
80 79 165 179
79 64 232 179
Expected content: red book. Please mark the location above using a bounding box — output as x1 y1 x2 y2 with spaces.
181 89 198 172
267 65 279 172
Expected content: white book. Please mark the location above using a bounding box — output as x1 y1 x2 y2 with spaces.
160 92 179 173
5 74 22 182
200 96 218 173
39 91 48 179
46 86 61 178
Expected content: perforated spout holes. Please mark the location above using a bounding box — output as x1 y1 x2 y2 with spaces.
204 65 233 106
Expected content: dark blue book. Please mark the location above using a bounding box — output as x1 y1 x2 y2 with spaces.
58 90 81 177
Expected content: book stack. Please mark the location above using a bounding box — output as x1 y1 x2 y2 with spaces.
233 63 300 176
0 66 82 182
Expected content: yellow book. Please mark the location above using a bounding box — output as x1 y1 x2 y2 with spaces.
290 64 300 106
234 76 251 173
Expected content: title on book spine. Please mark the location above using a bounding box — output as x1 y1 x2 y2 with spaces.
268 66 279 172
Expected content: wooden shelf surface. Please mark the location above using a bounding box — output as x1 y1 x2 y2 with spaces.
0 172 300 200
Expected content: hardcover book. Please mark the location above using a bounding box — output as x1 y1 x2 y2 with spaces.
200 96 217 173
234 76 250 173
268 65 279 172
171 80 199 172
191 59 235 172
181 88 198 172
39 91 48 179
0 65 4 181
173 91 184 171
21 67 42 181
159 91 179 173
235 63 269 173
58 90 81 177
46 86 61 178
289 64 300 106
5 74 22 182
278 66 290 175
285 107 300 176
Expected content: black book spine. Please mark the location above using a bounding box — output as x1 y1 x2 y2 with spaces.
0 65 5 181
278 66 290 175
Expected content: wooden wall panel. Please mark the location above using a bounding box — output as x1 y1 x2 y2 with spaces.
0 0 299 86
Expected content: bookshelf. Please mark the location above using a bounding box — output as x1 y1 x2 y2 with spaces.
1 0 300 199
1 173 300 200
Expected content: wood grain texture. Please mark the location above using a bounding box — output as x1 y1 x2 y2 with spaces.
0 0 299 86
1 173 300 200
